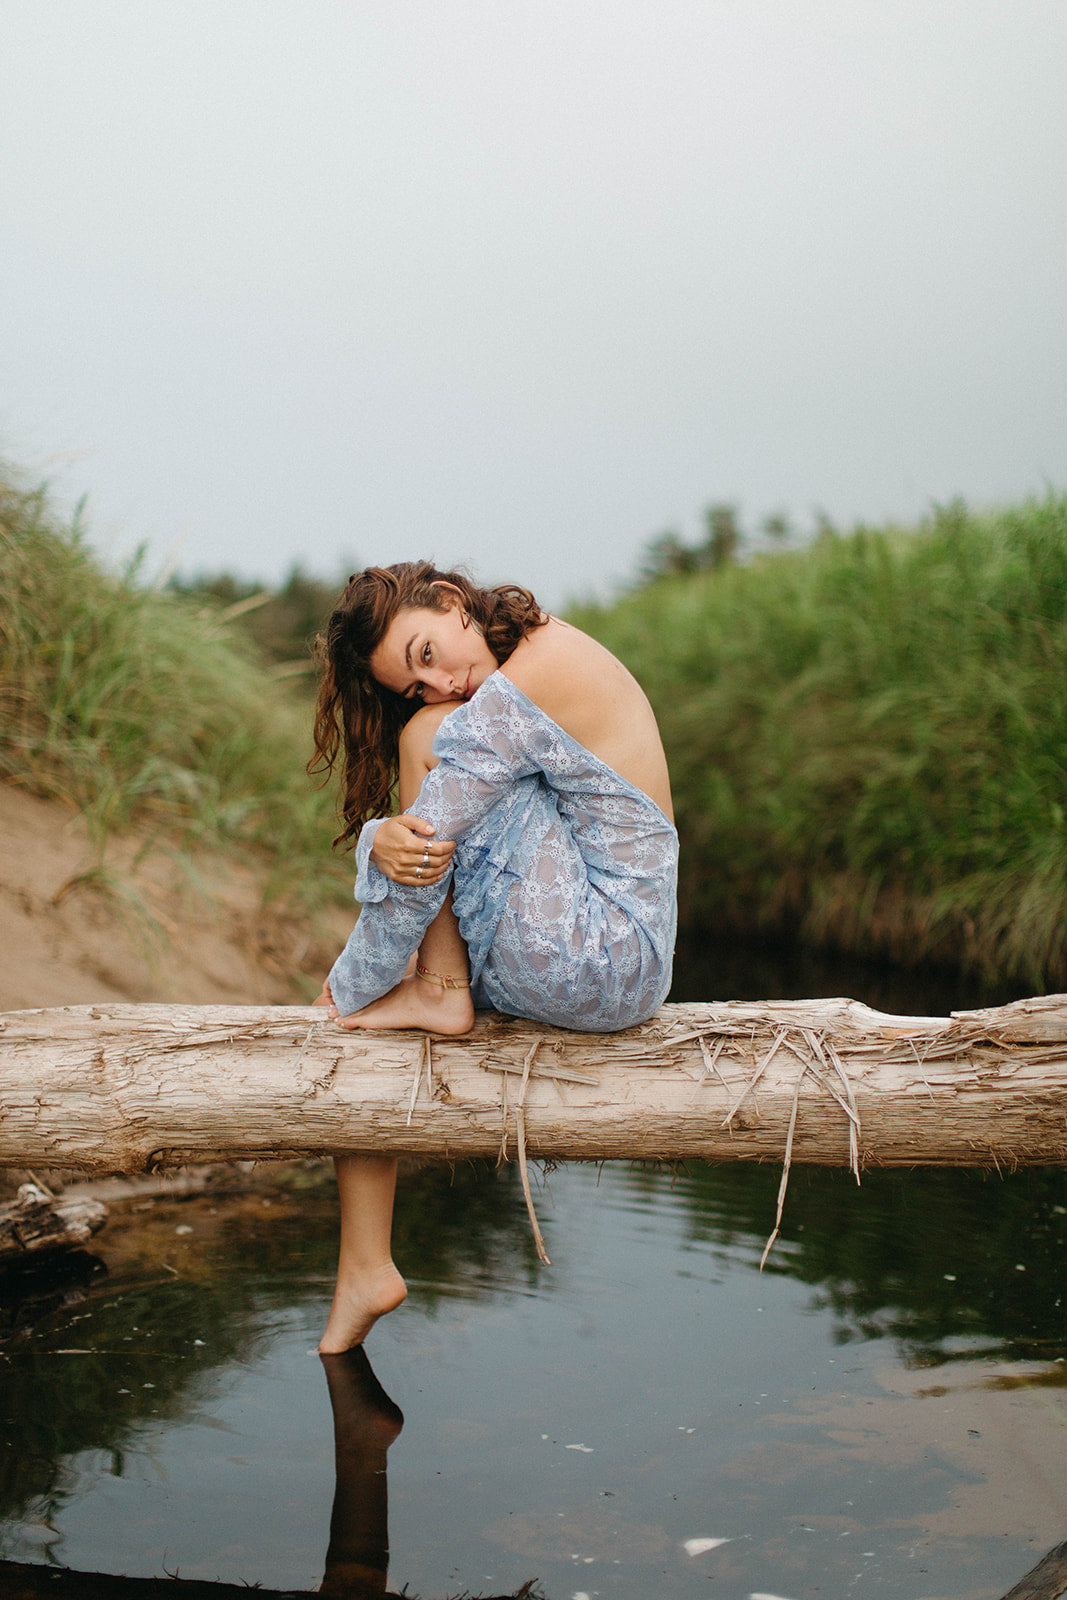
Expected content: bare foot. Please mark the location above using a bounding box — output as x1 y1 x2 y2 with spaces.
319 1261 408 1353
334 972 474 1034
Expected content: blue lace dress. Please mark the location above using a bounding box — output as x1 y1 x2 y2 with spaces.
328 672 678 1032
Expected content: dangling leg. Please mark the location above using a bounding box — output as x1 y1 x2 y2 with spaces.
319 1154 407 1353
336 703 474 1035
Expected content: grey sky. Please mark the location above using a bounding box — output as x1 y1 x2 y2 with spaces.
3 0 1065 609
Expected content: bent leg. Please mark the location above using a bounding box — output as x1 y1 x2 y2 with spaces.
340 703 473 1034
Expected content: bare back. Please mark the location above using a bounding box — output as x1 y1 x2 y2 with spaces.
500 618 674 820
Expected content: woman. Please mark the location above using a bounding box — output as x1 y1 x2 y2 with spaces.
311 561 677 1350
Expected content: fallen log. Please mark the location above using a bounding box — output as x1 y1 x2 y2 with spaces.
1001 1539 1067 1600
0 1183 108 1265
1 995 1065 1175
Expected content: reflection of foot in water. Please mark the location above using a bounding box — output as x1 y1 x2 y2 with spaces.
319 1346 404 1598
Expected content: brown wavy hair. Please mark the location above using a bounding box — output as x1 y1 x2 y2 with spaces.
309 560 546 847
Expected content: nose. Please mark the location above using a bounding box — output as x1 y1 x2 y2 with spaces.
419 671 455 703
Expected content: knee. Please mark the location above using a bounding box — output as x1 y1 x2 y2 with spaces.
398 702 456 767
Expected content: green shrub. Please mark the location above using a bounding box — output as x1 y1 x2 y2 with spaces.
572 495 1067 989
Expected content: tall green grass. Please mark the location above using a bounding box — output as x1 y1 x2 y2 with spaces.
6 463 1064 990
0 467 343 909
572 496 1067 990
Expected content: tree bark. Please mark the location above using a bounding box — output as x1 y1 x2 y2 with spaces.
999 1538 1067 1600
1 996 1066 1175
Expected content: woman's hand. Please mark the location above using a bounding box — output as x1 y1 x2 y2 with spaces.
371 814 455 886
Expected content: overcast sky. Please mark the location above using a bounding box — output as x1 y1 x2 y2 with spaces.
3 1 1065 609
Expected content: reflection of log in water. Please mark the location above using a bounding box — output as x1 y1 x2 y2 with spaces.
0 1537 1063 1600
0 1346 541 1600
3 996 1067 1171
0 1561 541 1599
0 1562 540 1597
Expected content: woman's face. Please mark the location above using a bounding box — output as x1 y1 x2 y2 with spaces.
369 598 497 705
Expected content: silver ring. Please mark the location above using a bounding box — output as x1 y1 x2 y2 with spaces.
415 866 423 878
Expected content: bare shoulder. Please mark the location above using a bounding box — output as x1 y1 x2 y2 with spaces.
500 619 674 818
500 618 637 713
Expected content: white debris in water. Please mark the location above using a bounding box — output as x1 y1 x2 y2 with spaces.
565 1443 594 1452
175 1224 193 1235
750 1593 796 1600
684 1537 730 1556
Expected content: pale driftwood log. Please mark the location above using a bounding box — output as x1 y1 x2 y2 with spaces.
1001 1540 1067 1600
1 995 1066 1175
0 1183 108 1264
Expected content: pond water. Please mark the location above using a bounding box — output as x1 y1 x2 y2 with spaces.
1 947 1064 1600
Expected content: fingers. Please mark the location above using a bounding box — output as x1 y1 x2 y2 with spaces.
374 815 456 884
405 836 455 885
396 812 436 837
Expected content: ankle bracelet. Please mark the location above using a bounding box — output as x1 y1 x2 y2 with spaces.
415 961 470 990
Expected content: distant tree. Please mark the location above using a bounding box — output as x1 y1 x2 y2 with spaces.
635 504 750 588
638 531 701 584
761 511 792 545
812 508 838 543
701 503 742 569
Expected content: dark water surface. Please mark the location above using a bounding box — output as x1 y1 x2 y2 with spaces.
1 948 1064 1599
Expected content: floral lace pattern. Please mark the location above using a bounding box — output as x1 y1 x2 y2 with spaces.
328 672 678 1031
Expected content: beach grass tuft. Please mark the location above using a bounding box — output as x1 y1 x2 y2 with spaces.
0 465 345 912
